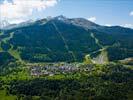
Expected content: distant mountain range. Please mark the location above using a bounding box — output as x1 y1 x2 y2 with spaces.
0 20 10 29
0 15 133 64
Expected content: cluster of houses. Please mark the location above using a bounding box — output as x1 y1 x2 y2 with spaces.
30 63 93 77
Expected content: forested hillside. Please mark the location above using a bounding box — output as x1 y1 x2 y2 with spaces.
0 16 133 63
0 16 133 100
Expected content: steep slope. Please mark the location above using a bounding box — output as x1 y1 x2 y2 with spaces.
7 19 100 62
0 16 133 63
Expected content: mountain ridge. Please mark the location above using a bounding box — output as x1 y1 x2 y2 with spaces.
0 16 133 64
1 15 133 30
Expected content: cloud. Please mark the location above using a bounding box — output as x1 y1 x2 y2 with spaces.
122 24 133 29
87 16 96 22
129 11 133 16
0 0 59 23
105 24 112 27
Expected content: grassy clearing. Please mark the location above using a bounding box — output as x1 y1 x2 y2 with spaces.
86 33 109 64
0 32 4 36
92 50 109 64
0 90 16 100
1 69 31 82
8 46 21 61
84 54 92 64
0 32 21 61
2 32 14 43
127 91 133 100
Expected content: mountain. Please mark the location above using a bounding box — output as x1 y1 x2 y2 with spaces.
0 20 37 30
0 16 133 63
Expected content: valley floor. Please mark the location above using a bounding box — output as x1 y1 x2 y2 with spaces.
0 61 133 100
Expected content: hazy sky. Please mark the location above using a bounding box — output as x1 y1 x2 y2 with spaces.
0 0 133 28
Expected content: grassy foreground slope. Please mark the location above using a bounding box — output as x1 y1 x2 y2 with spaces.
0 90 16 100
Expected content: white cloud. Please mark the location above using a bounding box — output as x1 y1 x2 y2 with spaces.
122 24 133 29
87 16 96 22
105 24 112 27
129 11 133 16
0 0 59 23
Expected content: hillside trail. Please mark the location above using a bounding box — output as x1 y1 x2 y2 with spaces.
52 22 77 62
0 31 22 61
85 32 109 64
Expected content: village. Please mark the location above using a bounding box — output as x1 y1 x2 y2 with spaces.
29 63 94 77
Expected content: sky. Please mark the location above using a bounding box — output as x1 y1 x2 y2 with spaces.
0 0 133 28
